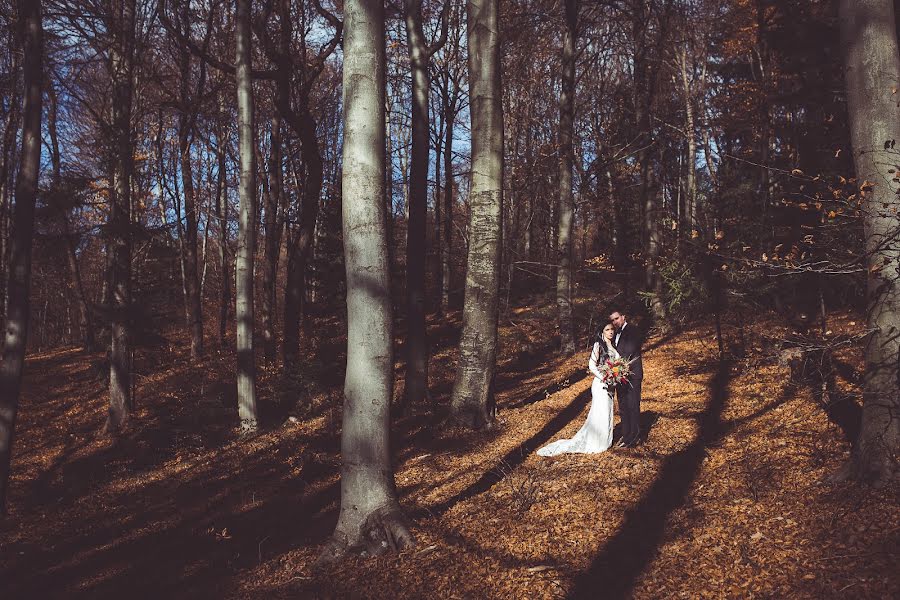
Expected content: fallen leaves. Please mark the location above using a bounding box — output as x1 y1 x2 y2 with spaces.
2 306 897 600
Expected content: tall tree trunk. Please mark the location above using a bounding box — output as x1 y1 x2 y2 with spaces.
178 19 203 360
235 0 259 431
0 62 20 327
282 106 322 372
214 115 230 347
632 3 668 325
262 111 283 363
556 0 577 355
318 0 413 562
450 0 504 429
403 0 432 408
106 0 136 433
838 0 900 484
0 0 41 515
433 103 444 316
679 46 698 235
442 108 454 311
272 0 325 374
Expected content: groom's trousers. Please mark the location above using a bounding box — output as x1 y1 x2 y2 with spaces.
619 378 642 445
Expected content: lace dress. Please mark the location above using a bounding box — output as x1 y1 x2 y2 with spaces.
537 342 616 456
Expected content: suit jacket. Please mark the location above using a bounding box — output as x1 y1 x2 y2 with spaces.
614 323 644 381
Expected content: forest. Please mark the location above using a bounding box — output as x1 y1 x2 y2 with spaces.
0 0 897 597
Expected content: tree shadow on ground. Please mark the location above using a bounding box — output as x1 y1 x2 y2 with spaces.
504 368 588 409
567 358 732 599
410 388 592 520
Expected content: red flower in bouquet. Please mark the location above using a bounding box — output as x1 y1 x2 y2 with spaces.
599 356 634 386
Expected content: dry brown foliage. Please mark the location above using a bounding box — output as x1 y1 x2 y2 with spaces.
0 305 897 599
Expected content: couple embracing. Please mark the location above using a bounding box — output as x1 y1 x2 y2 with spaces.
537 309 644 457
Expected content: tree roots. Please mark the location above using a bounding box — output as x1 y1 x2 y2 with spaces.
314 505 415 568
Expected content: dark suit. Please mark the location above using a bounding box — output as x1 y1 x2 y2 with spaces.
614 322 643 445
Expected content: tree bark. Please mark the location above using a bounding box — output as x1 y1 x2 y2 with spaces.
838 0 900 484
0 0 41 514
282 105 322 372
262 111 284 364
402 0 435 408
442 107 454 311
679 46 698 235
449 0 504 429
178 10 204 360
556 0 577 355
632 2 668 325
106 0 136 433
235 0 259 431
0 59 20 327
214 111 230 347
318 0 413 563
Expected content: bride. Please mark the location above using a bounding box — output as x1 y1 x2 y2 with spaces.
537 323 617 456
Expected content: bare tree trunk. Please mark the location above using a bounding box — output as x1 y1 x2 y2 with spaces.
556 0 577 355
318 0 413 563
402 0 441 408
214 113 230 347
0 0 41 515
178 15 203 360
235 0 258 431
632 2 669 325
282 106 322 372
838 0 900 484
679 46 698 234
450 0 504 429
442 108 454 311
0 60 20 327
262 111 283 363
106 0 136 433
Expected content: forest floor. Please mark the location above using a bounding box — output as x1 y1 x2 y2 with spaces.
1 295 898 599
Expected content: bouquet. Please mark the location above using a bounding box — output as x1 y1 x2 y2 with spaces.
599 356 634 386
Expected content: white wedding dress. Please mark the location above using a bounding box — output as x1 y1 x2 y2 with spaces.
537 342 615 456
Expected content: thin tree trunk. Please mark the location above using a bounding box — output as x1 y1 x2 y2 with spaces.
178 32 203 360
214 115 230 347
318 0 413 562
235 0 259 431
556 0 577 355
262 111 283 363
106 0 136 433
679 46 698 234
450 0 504 429
433 106 444 315
838 0 900 484
442 105 455 311
633 3 669 325
282 106 322 372
0 0 41 514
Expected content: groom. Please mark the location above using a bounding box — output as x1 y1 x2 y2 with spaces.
610 310 644 448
